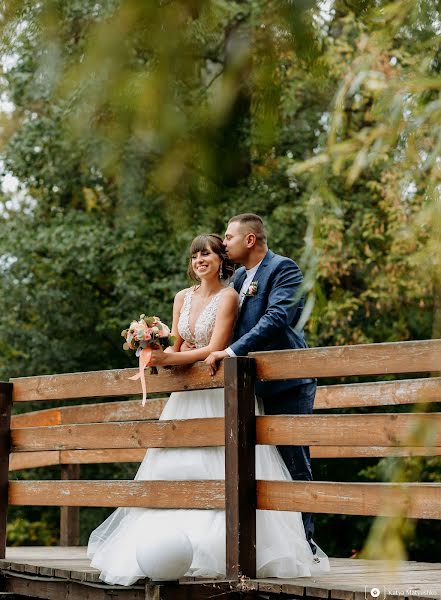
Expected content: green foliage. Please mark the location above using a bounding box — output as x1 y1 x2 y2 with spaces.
7 517 57 547
0 0 439 558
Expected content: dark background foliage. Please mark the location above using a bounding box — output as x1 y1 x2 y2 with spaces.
1 0 440 559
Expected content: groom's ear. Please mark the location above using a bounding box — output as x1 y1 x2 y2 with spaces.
245 233 257 248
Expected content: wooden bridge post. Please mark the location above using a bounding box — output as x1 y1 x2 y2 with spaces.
224 356 256 580
0 382 12 559
60 464 80 546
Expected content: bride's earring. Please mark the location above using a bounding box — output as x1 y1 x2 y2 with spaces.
219 265 223 280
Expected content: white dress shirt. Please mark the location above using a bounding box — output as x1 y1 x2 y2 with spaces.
225 259 263 357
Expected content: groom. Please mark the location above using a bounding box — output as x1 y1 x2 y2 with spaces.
205 213 317 554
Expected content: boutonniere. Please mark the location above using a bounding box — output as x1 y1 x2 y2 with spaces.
244 281 258 297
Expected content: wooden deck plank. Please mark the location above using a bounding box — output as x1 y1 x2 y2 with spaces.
1 550 441 599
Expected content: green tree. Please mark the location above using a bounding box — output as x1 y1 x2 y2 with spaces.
1 0 439 557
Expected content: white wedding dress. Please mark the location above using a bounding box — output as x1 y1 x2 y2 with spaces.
87 287 329 585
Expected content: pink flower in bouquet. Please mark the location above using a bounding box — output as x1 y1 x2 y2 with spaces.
122 314 175 407
121 315 174 353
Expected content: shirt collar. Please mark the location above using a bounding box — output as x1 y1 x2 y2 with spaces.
245 259 263 277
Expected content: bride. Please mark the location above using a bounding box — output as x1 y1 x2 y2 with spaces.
87 233 329 585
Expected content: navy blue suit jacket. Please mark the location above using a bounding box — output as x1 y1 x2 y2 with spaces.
231 249 312 396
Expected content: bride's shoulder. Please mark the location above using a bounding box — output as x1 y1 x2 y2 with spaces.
173 287 193 306
175 286 192 298
220 286 239 303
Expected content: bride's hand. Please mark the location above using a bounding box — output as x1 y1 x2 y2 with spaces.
149 347 169 367
204 350 228 376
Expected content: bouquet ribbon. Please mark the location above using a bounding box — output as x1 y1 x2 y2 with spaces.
128 347 152 407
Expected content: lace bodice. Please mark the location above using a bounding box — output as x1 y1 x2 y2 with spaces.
178 287 226 348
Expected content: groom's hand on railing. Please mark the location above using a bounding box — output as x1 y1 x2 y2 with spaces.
205 350 228 376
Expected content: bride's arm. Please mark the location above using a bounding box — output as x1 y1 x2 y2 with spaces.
163 289 186 353
150 289 239 366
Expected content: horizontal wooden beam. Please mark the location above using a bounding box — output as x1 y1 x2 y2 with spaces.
11 413 440 453
11 341 441 404
8 479 441 520
11 365 224 402
315 377 441 409
9 451 61 471
8 480 225 508
257 480 441 519
11 398 168 428
310 445 441 458
256 413 441 447
10 376 441 433
9 443 441 471
12 418 224 452
251 339 441 380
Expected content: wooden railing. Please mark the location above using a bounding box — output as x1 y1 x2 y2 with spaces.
2 339 441 580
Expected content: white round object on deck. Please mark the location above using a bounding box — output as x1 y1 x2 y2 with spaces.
135 527 193 580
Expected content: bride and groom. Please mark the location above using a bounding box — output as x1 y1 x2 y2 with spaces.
87 213 329 585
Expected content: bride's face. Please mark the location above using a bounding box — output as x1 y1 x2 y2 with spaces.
191 246 222 280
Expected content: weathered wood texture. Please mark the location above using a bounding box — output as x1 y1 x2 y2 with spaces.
315 376 441 409
11 418 224 452
9 377 441 433
11 398 168 428
9 444 441 472
242 557 441 599
11 365 224 402
251 339 441 380
3 549 441 600
224 357 256 580
256 480 441 519
0 382 12 559
8 480 225 509
11 340 441 403
256 413 441 446
7 479 441 519
10 413 440 453
4 574 145 600
9 448 146 470
60 464 80 547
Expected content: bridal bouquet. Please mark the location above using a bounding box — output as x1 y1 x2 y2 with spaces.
122 315 174 355
122 315 175 405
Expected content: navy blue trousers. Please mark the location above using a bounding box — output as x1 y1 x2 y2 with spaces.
261 380 316 551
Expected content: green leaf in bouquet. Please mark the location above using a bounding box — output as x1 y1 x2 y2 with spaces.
145 317 156 326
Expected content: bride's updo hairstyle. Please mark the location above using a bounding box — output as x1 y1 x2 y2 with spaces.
187 234 234 282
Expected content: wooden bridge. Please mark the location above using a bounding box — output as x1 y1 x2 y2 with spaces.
1 339 441 599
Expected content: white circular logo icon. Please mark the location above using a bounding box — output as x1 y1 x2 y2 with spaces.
370 588 381 598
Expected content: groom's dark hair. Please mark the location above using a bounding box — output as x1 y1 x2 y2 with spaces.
228 213 267 245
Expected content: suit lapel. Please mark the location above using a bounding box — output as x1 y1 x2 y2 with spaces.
236 250 275 308
233 269 247 293
252 249 274 282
